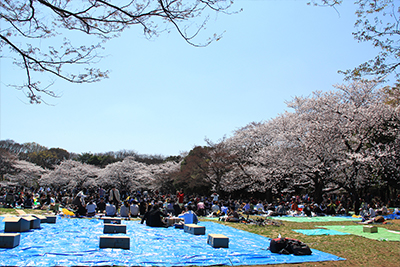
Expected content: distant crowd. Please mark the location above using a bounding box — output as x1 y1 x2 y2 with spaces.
1 186 400 223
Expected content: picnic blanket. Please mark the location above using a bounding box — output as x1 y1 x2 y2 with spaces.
271 216 360 223
0 216 345 266
318 225 400 241
293 229 351 236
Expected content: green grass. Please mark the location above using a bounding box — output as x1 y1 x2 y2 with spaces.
1 209 399 267
206 216 400 267
0 208 49 216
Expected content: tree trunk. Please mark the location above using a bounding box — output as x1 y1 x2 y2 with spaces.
353 191 360 215
313 178 324 204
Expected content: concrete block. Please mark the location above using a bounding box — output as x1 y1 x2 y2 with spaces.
23 216 41 229
101 217 121 224
184 224 205 235
0 233 21 248
3 217 30 232
363 225 378 233
32 214 47 223
207 234 229 248
103 223 127 234
99 235 130 249
45 215 57 224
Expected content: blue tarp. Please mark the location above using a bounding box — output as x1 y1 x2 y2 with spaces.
0 216 345 266
384 214 400 220
293 229 351 236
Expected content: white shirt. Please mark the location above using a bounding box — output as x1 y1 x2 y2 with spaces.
106 203 116 216
120 205 130 217
86 203 97 213
130 204 139 216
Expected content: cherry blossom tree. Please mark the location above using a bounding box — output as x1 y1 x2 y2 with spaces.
149 160 180 193
286 80 399 211
96 156 153 191
39 159 99 189
6 159 47 188
224 122 278 196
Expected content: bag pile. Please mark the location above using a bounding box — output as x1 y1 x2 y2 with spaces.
269 237 312 255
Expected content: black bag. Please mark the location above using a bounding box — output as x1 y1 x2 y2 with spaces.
286 238 312 255
269 237 288 253
270 237 312 255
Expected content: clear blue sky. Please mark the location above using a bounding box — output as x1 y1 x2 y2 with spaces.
0 1 378 157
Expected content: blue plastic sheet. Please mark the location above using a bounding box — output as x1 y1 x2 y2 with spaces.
293 229 351 236
0 217 345 266
384 214 400 220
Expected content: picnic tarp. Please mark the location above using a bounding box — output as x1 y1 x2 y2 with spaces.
0 216 345 266
293 229 351 236
270 216 361 223
318 225 400 241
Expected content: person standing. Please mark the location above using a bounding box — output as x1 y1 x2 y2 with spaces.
109 187 121 210
176 191 184 206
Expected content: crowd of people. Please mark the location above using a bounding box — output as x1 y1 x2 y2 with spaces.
1 186 400 226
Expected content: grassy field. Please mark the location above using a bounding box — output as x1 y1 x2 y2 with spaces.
1 208 399 267
215 217 400 267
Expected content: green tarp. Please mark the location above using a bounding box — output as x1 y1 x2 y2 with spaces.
293 229 351 236
270 216 360 223
318 225 400 241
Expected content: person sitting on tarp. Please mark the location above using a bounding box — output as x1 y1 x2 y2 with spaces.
120 201 130 218
105 201 117 217
222 207 240 222
311 203 325 216
303 203 312 217
179 205 198 224
86 199 97 217
96 198 106 214
141 203 168 227
73 191 87 217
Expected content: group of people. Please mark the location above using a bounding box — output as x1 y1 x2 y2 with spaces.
1 186 399 225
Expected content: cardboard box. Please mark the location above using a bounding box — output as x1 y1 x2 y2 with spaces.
99 235 130 249
3 217 31 232
207 234 229 248
184 224 205 235
23 216 41 229
101 217 121 224
45 215 57 224
363 225 378 233
103 223 127 234
0 233 21 248
32 214 47 223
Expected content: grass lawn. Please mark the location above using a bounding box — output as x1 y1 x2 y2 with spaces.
1 208 399 267
209 216 400 267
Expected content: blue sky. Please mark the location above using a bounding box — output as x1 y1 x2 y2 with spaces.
0 0 379 157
